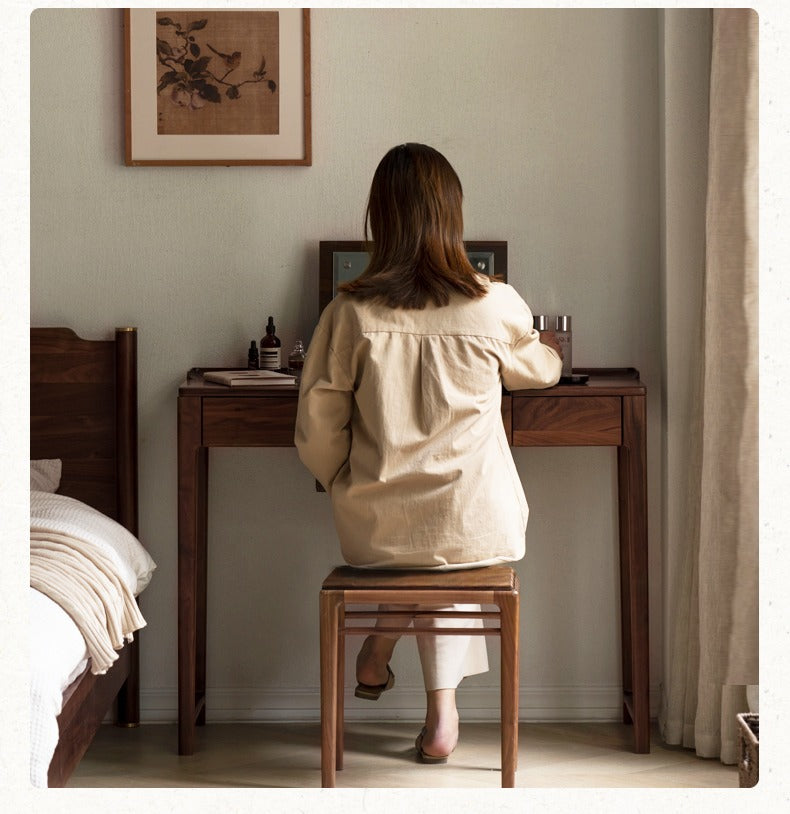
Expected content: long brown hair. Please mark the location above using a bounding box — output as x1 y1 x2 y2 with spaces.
337 143 488 309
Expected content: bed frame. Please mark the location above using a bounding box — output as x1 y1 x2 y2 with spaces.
30 326 140 787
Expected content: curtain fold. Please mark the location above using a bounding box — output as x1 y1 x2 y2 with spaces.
659 8 758 765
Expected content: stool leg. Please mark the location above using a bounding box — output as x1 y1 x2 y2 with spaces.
320 590 343 787
498 591 519 788
336 605 345 770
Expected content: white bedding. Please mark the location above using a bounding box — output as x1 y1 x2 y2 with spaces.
29 488 156 788
29 587 91 789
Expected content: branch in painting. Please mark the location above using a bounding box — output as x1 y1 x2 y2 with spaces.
156 16 277 111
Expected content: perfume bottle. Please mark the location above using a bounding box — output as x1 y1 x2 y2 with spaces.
288 340 306 374
247 340 259 370
260 316 281 370
555 315 572 378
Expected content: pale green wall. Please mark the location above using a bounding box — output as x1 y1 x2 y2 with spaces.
30 8 669 721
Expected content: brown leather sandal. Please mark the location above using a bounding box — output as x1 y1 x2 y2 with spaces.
414 726 453 764
353 664 395 700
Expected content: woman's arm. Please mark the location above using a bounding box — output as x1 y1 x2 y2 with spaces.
501 327 562 390
294 322 353 492
498 289 563 390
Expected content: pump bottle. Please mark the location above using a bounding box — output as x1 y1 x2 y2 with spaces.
555 315 573 378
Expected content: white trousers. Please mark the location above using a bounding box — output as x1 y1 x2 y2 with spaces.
373 603 489 691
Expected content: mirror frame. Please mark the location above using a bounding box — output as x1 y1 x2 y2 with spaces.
318 241 508 311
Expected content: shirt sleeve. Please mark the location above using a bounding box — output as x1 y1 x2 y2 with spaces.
294 315 353 492
499 288 563 390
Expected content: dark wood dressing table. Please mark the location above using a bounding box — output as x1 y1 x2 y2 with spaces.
177 368 649 757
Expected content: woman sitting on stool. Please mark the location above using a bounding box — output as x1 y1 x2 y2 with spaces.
295 143 562 762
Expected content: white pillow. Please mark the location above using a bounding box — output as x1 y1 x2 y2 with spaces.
30 491 156 595
30 459 62 493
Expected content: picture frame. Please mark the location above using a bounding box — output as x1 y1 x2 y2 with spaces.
318 241 508 311
124 8 311 166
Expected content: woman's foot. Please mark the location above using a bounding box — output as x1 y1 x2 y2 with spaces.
355 634 397 688
418 688 459 759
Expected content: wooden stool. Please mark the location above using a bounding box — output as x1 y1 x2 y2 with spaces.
319 564 520 787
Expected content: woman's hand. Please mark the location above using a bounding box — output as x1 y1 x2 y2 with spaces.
538 330 563 358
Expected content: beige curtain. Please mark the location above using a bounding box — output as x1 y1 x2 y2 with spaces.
659 9 758 764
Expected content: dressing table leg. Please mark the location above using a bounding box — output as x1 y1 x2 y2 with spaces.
618 394 649 753
195 446 209 726
178 395 205 756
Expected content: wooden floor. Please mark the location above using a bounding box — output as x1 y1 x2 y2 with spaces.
68 721 738 788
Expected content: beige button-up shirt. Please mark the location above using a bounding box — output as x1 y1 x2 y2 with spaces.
294 279 562 569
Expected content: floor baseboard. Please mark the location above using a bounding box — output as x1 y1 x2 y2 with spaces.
137 684 661 723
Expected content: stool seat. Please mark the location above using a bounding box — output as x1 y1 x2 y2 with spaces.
319 563 520 787
322 564 518 591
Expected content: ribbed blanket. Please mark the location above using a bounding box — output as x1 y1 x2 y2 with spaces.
30 531 147 675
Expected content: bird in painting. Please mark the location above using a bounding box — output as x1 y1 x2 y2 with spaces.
206 43 242 70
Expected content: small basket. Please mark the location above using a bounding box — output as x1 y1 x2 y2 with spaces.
736 712 759 788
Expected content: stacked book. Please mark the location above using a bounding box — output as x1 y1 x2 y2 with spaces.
203 369 297 387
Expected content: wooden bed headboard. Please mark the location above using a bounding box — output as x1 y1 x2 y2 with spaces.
30 327 138 535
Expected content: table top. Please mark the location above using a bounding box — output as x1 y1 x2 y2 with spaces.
179 367 645 397
511 367 646 397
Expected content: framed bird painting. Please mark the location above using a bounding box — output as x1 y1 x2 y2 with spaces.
124 8 311 165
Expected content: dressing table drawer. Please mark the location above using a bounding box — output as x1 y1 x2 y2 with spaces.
512 396 621 446
202 397 297 446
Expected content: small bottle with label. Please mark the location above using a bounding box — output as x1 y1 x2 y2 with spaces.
288 340 306 375
247 340 259 369
260 316 282 370
555 315 573 378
